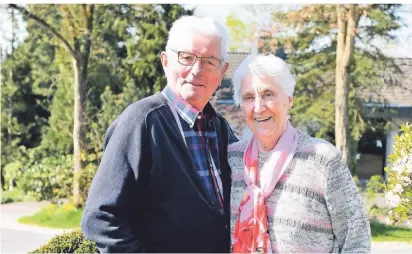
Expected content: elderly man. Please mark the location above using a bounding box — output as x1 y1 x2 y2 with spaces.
81 16 238 253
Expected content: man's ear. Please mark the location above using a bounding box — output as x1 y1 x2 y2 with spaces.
160 51 168 71
221 62 229 76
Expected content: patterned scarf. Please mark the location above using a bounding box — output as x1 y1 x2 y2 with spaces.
232 121 299 253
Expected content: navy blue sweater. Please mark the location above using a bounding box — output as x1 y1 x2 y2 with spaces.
81 92 238 253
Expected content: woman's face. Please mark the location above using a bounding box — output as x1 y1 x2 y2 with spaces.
240 73 292 145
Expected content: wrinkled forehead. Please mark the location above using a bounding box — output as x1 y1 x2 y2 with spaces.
241 73 279 94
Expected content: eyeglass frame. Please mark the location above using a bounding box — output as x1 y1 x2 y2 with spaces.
167 48 223 71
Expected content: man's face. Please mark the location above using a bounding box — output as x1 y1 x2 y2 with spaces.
161 34 229 110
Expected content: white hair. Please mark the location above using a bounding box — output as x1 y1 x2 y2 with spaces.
166 15 230 62
232 54 296 106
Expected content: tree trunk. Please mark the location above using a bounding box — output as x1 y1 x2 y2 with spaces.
5 9 16 191
72 58 87 207
8 9 15 146
8 4 94 207
9 179 14 191
335 4 358 171
72 4 93 207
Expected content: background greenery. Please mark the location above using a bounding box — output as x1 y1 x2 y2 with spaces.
1 3 411 251
1 4 193 205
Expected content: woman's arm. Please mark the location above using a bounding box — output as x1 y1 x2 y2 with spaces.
324 152 371 253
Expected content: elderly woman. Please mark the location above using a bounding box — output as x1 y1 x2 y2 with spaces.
229 54 371 253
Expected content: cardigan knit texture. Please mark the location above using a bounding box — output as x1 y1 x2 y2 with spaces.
229 130 371 253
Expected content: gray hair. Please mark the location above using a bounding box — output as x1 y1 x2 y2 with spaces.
166 16 230 62
232 54 296 106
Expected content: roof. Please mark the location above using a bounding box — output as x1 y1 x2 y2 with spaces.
359 58 412 107
218 53 412 107
224 52 249 79
210 52 251 137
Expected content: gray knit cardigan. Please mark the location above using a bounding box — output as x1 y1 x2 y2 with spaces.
229 130 371 253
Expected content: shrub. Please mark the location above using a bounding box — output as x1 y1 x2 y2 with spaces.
1 189 35 204
384 123 412 224
352 175 363 193
31 230 98 253
3 161 24 191
366 175 385 199
18 155 73 203
362 175 386 216
79 163 98 205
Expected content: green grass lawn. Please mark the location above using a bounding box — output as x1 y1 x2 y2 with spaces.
370 220 412 242
18 203 83 229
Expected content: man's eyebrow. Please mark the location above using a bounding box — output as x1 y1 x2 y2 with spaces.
202 54 219 59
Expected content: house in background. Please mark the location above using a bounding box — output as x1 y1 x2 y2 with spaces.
210 52 250 138
211 52 412 179
357 58 412 178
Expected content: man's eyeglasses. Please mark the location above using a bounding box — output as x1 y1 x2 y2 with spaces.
168 48 222 71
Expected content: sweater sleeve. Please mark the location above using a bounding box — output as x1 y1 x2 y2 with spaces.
324 152 371 253
81 105 147 253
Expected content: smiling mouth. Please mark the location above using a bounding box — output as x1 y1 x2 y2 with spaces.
255 116 272 122
186 82 204 87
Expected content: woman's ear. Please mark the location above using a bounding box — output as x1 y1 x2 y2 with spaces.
288 96 293 111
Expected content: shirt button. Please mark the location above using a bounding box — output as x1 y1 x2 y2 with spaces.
197 115 201 119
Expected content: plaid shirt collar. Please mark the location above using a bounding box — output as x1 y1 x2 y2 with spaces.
162 85 217 128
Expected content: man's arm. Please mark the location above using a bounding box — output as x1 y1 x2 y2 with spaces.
223 118 239 144
81 108 147 253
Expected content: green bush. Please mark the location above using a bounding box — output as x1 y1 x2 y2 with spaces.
352 175 363 193
31 230 98 253
1 189 35 204
363 175 386 216
384 123 412 224
367 175 385 198
3 161 24 191
79 163 98 205
18 155 74 203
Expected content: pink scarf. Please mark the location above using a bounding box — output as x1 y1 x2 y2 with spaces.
232 121 299 253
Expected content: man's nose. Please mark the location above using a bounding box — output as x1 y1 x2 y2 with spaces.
190 58 203 76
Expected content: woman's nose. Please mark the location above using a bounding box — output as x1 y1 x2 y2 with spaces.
254 97 266 114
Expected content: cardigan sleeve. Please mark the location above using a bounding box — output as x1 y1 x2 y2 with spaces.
224 119 239 144
324 151 371 253
81 105 147 253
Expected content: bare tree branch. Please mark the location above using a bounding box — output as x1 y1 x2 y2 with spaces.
8 4 78 60
60 5 77 41
81 4 94 79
